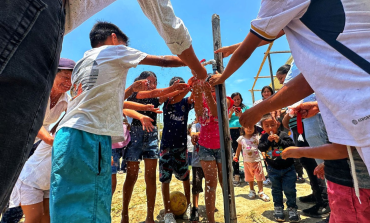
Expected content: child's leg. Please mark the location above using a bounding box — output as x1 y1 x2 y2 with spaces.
21 202 44 223
192 167 204 208
249 182 255 191
41 198 50 223
144 159 158 223
200 160 218 223
267 166 284 207
282 166 298 209
183 180 191 205
122 161 140 223
257 181 264 193
111 174 117 195
244 162 256 191
192 194 199 208
161 182 171 214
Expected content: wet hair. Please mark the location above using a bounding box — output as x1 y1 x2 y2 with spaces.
260 113 274 126
230 92 246 109
240 125 258 136
134 71 157 82
169 77 185 86
90 21 129 48
261 86 274 97
276 64 291 75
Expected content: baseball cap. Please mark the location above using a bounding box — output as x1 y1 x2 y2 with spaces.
58 58 75 70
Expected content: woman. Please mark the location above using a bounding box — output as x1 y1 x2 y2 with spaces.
229 92 249 186
253 86 274 106
8 58 75 223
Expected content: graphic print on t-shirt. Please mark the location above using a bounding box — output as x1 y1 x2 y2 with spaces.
71 58 99 99
266 146 284 160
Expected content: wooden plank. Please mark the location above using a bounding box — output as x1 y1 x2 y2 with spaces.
212 14 237 223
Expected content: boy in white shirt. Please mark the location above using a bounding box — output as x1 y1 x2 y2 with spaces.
209 0 370 176
50 21 189 223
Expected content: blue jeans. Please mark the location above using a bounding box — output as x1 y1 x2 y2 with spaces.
111 148 127 174
267 165 298 209
124 126 159 162
0 0 65 210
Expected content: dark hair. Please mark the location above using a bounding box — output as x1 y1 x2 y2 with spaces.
230 92 246 109
90 21 129 48
260 113 277 126
187 124 192 135
239 125 258 136
261 86 274 98
276 64 291 75
134 71 157 82
169 77 185 86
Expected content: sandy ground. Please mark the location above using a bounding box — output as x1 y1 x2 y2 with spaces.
111 161 325 223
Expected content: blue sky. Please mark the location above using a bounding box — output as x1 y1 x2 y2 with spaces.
60 0 291 123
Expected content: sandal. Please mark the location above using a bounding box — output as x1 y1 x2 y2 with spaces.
259 191 270 202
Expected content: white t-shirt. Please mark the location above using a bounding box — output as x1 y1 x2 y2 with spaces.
65 0 191 55
251 0 370 147
35 93 69 142
237 135 261 163
57 45 147 137
19 141 53 190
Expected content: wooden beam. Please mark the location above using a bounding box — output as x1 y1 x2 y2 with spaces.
212 14 237 223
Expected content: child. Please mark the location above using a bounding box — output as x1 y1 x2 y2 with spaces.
122 72 189 223
50 21 188 223
159 76 194 223
258 114 299 222
233 126 270 202
189 120 203 222
187 124 193 166
192 78 232 223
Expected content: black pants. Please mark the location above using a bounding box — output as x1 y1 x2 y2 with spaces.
291 125 328 204
0 0 65 210
230 128 240 176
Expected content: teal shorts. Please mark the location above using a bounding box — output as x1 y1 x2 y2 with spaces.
50 127 112 223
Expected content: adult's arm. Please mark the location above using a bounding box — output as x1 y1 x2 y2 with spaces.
136 0 207 79
239 73 314 129
37 126 54 146
136 81 189 99
281 143 351 160
139 55 186 67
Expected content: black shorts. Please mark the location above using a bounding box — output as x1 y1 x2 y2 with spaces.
159 147 189 183
192 167 205 194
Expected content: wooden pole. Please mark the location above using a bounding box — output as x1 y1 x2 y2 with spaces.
212 14 237 223
267 53 276 92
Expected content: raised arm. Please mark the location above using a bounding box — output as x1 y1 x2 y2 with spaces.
203 82 218 118
122 109 155 132
193 80 204 118
125 79 149 100
139 55 186 67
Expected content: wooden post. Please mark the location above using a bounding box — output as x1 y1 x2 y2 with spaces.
212 14 237 223
267 53 275 92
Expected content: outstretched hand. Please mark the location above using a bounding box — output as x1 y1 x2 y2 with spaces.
208 72 224 86
132 79 148 92
172 79 190 91
292 101 320 119
239 107 263 130
314 163 325 179
281 147 303 159
139 115 155 132
145 104 163 114
214 45 236 58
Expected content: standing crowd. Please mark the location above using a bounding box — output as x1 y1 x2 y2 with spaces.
1 0 369 223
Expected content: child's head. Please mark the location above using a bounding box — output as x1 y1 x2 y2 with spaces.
187 124 192 135
135 71 157 90
260 114 280 134
276 64 291 84
90 21 129 48
240 125 257 136
169 77 185 86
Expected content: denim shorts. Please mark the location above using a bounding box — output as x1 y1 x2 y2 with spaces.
198 145 222 163
124 126 159 162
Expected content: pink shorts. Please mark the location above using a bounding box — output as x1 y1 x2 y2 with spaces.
327 180 370 223
244 162 265 182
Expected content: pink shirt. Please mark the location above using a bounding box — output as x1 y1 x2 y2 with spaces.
112 123 130 149
198 96 233 149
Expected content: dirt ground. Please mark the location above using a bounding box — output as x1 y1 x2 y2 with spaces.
111 161 325 223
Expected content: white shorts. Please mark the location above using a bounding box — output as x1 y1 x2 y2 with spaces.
9 179 49 208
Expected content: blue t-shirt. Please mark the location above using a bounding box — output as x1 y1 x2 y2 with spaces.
161 97 193 149
229 106 248 128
